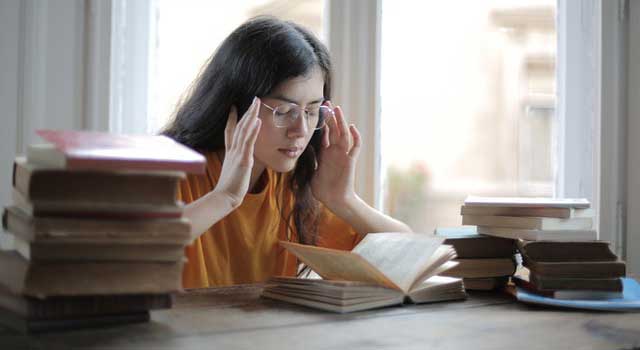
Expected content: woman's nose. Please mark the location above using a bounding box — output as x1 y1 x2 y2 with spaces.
286 111 309 138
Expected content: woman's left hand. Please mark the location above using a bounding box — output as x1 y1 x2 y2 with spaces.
311 103 362 213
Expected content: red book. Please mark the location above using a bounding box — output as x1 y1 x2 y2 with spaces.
28 130 206 174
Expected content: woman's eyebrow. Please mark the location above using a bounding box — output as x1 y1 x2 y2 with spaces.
271 95 324 105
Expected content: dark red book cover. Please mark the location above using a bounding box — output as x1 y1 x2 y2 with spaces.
35 129 206 174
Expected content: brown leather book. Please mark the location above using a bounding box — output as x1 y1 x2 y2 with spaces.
3 232 185 263
0 286 172 320
440 258 517 278
29 129 205 174
0 250 184 298
13 156 184 207
434 227 516 258
521 253 626 279
462 276 509 291
516 239 618 262
2 206 191 244
527 273 623 292
0 307 150 333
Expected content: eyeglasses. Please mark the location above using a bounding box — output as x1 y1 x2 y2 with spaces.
261 102 333 130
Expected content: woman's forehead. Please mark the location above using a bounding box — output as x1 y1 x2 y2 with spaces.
269 66 324 104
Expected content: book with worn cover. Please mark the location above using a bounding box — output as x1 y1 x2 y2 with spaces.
526 272 623 292
12 188 184 219
460 205 593 219
0 307 150 333
516 239 617 262
476 226 597 241
434 226 516 258
0 232 185 263
29 129 206 174
13 156 184 206
0 287 172 320
262 233 466 313
511 275 623 300
519 250 625 279
440 258 517 278
0 250 184 298
2 206 191 244
462 276 510 291
511 277 640 311
462 215 593 230
464 196 590 209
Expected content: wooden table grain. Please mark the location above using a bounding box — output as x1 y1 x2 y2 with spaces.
1 283 639 350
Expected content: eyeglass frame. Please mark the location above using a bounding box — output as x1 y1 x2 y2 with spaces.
261 101 333 131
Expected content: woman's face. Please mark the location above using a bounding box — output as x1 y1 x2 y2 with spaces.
254 66 325 173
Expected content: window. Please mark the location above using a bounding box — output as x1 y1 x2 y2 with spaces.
380 1 557 233
146 0 326 134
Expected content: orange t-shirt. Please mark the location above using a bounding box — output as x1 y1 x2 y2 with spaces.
178 151 362 288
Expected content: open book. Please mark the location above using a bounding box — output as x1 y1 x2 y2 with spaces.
262 233 466 313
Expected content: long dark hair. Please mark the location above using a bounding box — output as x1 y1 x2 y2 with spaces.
162 16 331 245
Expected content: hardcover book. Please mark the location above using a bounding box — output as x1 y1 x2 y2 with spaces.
261 233 466 313
28 129 206 174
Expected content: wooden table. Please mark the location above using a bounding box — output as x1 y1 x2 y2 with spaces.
1 284 640 350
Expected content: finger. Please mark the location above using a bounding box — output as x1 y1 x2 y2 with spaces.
334 106 351 150
242 118 261 164
322 123 330 148
225 106 238 150
327 114 340 146
233 97 260 149
347 124 361 159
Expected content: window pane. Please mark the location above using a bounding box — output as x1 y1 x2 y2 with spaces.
380 1 557 233
147 0 326 134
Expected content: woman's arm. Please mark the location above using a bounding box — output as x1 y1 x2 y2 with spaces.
184 98 262 240
312 104 412 235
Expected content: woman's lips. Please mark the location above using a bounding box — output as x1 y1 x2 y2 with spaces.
278 147 301 158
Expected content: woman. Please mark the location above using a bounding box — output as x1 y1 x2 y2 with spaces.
163 16 411 288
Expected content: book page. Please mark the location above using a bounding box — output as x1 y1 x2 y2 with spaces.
351 233 444 293
279 242 400 290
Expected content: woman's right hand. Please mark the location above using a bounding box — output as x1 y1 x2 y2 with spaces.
213 97 262 209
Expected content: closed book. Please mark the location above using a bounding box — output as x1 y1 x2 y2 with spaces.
1 232 185 263
0 287 172 320
512 275 623 300
528 273 623 292
460 205 593 219
440 258 516 278
476 226 597 241
516 239 617 262
521 252 625 279
462 215 592 230
464 196 590 209
434 227 516 258
0 250 184 298
0 307 150 333
29 129 205 174
2 206 191 244
462 276 509 291
12 187 183 219
13 156 183 206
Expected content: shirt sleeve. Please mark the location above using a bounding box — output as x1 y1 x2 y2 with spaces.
315 207 365 250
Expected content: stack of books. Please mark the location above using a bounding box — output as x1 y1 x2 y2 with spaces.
262 233 467 313
461 196 596 241
512 240 626 300
435 227 516 290
0 129 205 332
